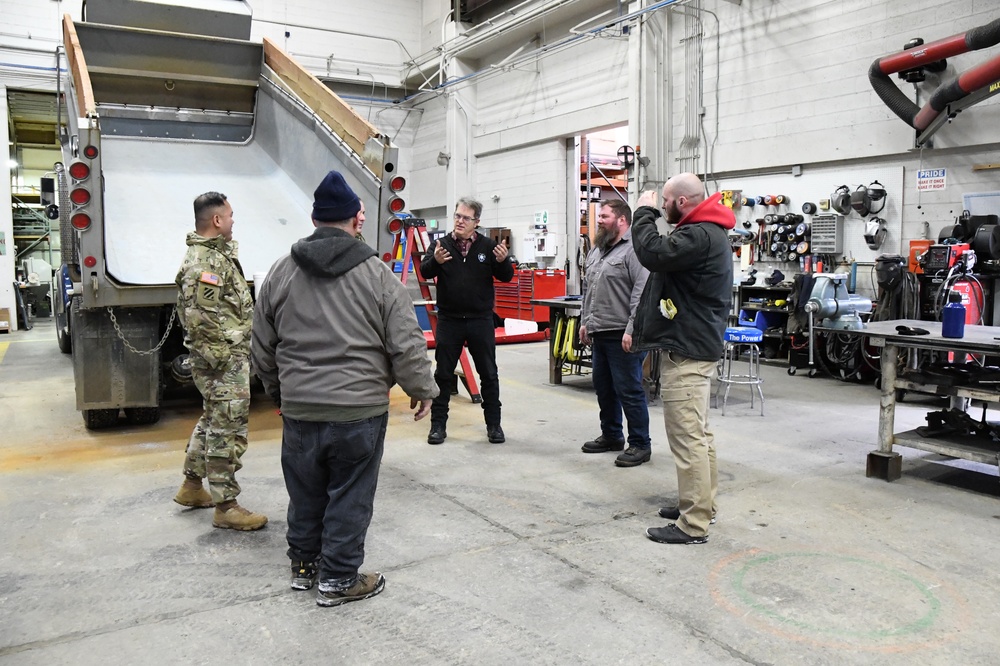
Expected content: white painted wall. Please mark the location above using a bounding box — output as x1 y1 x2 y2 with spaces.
700 0 1000 172
652 0 1000 281
408 97 449 210
476 141 569 268
475 32 630 153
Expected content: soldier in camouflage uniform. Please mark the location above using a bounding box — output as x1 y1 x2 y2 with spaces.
172 192 267 531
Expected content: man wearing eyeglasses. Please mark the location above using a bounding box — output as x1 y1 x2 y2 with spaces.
420 197 514 445
630 173 734 546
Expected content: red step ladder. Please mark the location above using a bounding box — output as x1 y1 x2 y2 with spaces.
384 219 482 403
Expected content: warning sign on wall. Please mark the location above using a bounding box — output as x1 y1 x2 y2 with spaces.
917 168 947 191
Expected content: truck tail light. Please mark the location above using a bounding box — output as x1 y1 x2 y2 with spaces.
69 161 90 180
386 216 404 234
71 213 92 230
388 196 405 214
83 145 99 159
83 256 97 268
390 176 406 191
70 188 91 205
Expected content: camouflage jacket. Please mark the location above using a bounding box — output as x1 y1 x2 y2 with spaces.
176 232 253 368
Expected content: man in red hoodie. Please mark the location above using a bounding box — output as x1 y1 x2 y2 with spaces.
630 173 735 545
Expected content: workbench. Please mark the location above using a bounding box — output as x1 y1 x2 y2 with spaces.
860 319 1000 481
531 297 584 384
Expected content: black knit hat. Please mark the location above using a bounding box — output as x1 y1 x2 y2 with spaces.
312 170 361 222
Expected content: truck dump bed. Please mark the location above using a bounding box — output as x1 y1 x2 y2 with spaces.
102 110 312 285
64 14 397 295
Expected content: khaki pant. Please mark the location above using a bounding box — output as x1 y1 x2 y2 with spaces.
660 352 718 538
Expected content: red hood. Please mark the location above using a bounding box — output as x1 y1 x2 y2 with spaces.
677 192 736 230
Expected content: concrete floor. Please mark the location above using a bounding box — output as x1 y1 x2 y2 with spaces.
1 318 999 665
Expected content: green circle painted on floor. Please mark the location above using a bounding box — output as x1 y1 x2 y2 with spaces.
730 552 941 639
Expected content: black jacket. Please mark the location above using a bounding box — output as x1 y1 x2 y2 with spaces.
631 195 734 361
420 232 514 319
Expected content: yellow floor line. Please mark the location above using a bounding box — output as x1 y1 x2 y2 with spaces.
0 341 8 365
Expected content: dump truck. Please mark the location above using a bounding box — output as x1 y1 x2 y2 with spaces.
56 0 408 428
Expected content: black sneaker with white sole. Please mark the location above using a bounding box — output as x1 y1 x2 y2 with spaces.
291 561 318 590
645 523 708 545
658 506 716 524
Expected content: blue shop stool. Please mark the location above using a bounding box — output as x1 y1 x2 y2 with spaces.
715 326 765 416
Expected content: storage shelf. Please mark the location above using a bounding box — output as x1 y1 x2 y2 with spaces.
579 163 627 193
741 305 790 313
893 428 1000 466
738 284 794 364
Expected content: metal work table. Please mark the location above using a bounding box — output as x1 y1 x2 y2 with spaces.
531 297 583 384
860 319 1000 481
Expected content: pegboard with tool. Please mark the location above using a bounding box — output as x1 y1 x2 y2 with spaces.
718 166 904 269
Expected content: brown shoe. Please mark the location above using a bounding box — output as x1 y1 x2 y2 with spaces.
316 572 385 607
213 503 268 531
173 480 214 508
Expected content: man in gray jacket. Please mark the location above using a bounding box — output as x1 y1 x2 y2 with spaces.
251 170 438 607
579 199 651 466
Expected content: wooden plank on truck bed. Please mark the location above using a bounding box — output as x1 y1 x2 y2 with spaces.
62 15 96 117
263 38 385 178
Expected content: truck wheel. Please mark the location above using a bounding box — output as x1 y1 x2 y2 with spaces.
83 408 119 429
56 309 71 354
124 407 161 426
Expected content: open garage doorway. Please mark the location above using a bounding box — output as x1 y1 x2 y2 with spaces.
572 125 630 294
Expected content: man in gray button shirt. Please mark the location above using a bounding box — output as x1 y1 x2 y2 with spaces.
579 199 652 466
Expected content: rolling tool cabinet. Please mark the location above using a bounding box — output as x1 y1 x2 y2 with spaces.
494 269 566 324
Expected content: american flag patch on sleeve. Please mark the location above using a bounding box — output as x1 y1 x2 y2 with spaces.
199 272 221 285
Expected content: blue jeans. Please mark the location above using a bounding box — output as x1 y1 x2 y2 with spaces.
591 334 650 449
281 413 388 583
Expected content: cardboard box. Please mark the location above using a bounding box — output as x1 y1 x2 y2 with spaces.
0 307 10 333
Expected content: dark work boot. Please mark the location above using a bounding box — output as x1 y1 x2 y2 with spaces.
581 435 625 453
427 423 447 445
487 424 505 443
615 446 651 467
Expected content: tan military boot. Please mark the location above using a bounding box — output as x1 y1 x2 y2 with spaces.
173 478 214 508
213 501 268 531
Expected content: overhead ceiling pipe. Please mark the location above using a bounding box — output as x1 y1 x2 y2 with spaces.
404 0 691 104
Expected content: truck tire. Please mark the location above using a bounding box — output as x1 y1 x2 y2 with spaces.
83 408 119 429
124 407 161 426
56 308 71 354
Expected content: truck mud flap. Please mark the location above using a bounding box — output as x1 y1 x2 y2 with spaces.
72 301 162 411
